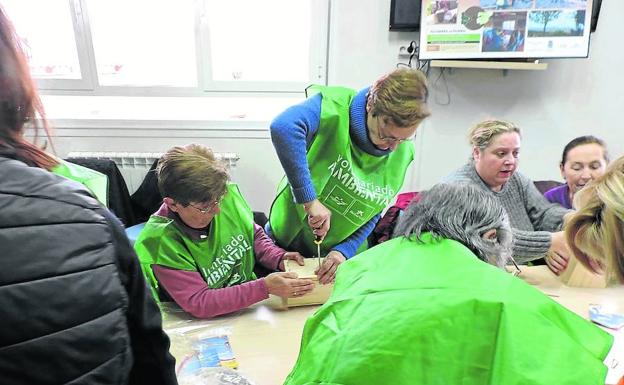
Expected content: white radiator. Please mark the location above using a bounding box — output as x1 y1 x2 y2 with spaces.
67 151 240 194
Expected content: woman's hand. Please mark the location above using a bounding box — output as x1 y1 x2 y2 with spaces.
546 231 571 275
278 251 305 271
315 250 346 284
303 199 331 239
265 272 315 298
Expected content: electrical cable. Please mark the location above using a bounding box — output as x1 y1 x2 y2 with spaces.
433 67 451 105
397 40 418 69
395 40 436 101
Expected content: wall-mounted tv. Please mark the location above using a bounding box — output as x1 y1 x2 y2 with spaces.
590 0 601 32
419 0 595 60
390 0 422 31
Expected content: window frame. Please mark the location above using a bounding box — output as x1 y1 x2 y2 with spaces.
17 0 95 90
198 0 329 93
33 0 329 95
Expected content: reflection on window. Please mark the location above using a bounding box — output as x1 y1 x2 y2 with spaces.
2 0 81 79
87 0 197 87
205 0 312 82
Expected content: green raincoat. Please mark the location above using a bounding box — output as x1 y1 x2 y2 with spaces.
284 234 613 385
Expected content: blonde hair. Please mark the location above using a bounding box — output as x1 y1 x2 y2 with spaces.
156 144 229 206
468 119 521 150
565 156 624 283
367 68 430 128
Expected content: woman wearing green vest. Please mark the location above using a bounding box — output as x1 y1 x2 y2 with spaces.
284 183 613 385
268 68 430 284
135 144 315 318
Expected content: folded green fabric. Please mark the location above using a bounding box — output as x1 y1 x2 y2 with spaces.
284 234 613 385
53 160 108 206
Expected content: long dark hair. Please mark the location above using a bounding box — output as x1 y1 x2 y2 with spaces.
560 135 609 167
0 5 58 170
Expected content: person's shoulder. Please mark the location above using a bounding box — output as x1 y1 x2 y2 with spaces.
544 184 566 197
142 215 178 238
270 93 321 126
226 182 242 195
0 157 102 220
225 183 250 204
135 215 187 256
442 163 474 183
509 170 534 189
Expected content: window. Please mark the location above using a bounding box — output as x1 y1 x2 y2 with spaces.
86 0 197 87
202 0 326 91
2 0 93 89
2 0 328 94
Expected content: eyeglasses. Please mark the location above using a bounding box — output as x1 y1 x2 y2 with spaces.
375 116 415 144
187 197 223 214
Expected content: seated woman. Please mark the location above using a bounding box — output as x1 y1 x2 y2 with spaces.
284 183 612 385
134 144 315 318
544 135 609 209
566 155 624 283
443 119 572 274
0 6 176 382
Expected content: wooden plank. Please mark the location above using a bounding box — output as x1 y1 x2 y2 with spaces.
280 258 334 308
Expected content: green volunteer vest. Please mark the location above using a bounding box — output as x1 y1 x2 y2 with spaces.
284 234 613 385
269 86 414 257
135 183 257 302
52 160 108 206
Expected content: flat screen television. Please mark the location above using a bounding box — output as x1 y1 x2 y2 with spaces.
419 0 596 60
590 0 601 32
390 0 422 31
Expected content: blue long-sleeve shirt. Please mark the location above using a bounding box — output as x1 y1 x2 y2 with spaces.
268 87 392 259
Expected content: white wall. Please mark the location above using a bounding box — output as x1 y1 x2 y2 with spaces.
49 0 623 213
329 0 623 193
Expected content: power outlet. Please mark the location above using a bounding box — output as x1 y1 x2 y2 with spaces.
398 44 414 58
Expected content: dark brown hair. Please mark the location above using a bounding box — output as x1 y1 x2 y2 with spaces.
560 135 609 166
0 5 57 170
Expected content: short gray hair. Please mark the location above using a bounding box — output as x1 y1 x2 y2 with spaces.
393 183 513 267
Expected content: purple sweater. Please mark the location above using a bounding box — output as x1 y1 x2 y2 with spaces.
544 184 572 209
267 87 385 258
152 204 286 319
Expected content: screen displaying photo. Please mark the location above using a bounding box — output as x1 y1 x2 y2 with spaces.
419 0 592 59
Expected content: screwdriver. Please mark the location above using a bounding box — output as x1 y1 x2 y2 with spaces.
314 234 322 270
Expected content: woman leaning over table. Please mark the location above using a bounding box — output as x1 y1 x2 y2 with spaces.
284 183 612 385
443 119 573 274
267 68 430 284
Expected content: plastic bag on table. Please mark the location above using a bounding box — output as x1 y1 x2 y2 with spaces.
169 326 238 378
178 367 255 385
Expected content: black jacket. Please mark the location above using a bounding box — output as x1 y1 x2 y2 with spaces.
0 157 177 385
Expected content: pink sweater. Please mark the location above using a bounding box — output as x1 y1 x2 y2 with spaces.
152 204 286 318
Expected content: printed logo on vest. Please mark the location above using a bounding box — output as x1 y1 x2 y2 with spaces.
326 154 395 215
202 234 252 286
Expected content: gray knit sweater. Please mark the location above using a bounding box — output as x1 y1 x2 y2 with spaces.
443 163 571 262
